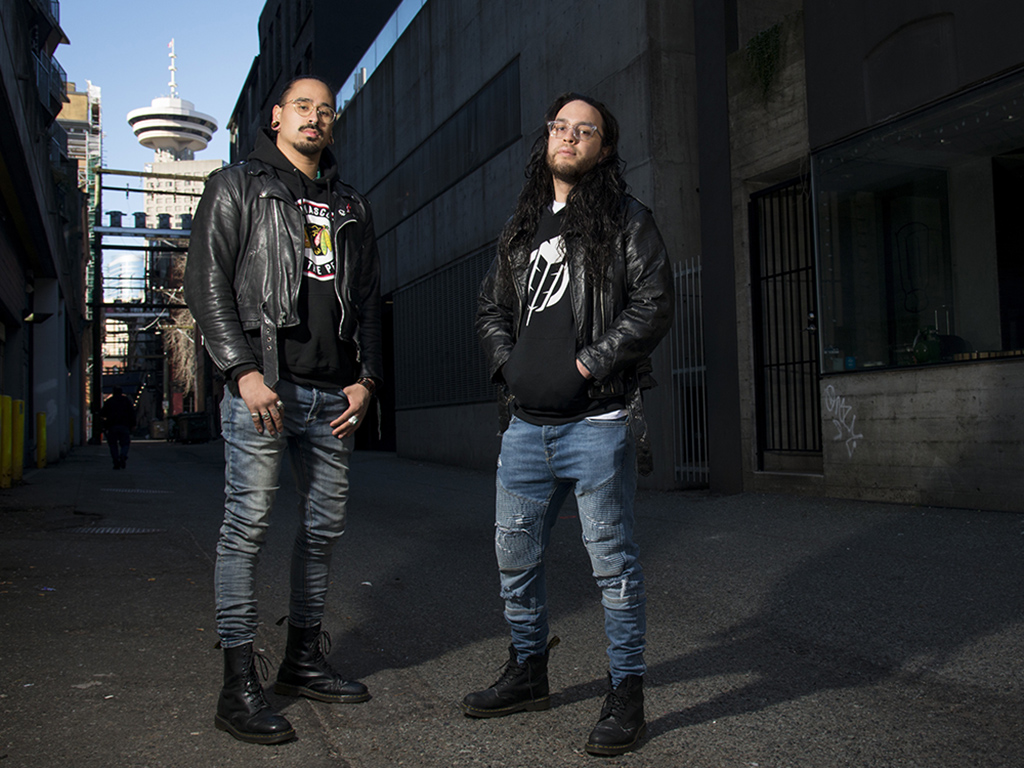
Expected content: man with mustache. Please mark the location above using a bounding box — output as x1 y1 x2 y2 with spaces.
466 93 673 755
185 76 382 745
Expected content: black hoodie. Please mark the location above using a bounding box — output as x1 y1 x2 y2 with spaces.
247 130 356 389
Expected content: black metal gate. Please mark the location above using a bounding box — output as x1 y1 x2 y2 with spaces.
750 178 822 472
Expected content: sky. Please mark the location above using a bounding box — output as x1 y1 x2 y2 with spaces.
57 0 267 172
56 0 414 298
56 0 267 298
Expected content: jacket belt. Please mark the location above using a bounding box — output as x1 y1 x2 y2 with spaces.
261 310 279 389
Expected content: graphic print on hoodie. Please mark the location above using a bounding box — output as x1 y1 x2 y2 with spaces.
501 203 611 425
248 129 356 388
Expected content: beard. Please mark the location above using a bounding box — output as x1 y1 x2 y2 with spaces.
294 133 325 156
546 148 601 186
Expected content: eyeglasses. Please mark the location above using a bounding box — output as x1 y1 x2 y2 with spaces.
282 98 337 124
547 120 602 142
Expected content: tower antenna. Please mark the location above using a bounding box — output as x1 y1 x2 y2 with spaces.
167 39 178 99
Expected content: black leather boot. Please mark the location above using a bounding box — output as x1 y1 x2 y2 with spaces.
214 643 295 744
273 623 370 703
461 636 559 718
584 673 646 755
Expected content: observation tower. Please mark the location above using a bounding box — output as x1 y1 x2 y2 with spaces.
126 40 217 161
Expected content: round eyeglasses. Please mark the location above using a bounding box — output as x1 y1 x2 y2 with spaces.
282 98 337 124
547 120 602 142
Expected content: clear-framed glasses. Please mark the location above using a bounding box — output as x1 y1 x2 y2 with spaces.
282 98 337 124
547 120 602 142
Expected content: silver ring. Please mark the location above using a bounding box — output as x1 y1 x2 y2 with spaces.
275 400 284 410
250 412 260 419
348 415 359 425
261 412 272 420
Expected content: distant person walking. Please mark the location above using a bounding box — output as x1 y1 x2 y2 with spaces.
99 387 134 469
465 92 674 756
184 75 382 745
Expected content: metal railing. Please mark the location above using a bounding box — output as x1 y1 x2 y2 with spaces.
32 50 67 111
670 257 709 487
750 179 821 459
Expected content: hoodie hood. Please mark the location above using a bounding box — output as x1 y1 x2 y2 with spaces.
248 128 339 198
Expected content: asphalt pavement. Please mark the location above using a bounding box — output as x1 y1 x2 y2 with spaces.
1 438 1022 767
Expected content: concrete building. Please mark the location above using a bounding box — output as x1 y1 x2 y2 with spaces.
58 80 102 193
698 0 1024 512
329 0 700 486
227 0 402 163
0 0 87 465
226 0 1024 512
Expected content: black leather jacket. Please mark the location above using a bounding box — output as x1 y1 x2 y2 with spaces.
183 159 382 390
476 196 674 474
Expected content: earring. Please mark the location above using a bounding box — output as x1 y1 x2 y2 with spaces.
271 120 280 129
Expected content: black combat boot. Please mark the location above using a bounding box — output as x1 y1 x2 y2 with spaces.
273 623 370 703
461 636 559 717
584 673 646 755
214 643 295 744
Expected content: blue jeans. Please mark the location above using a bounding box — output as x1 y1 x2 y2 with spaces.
215 379 353 648
495 414 645 684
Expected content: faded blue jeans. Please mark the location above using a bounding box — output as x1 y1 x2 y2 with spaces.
215 379 353 648
494 414 645 684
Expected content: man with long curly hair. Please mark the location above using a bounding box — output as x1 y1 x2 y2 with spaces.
465 93 674 756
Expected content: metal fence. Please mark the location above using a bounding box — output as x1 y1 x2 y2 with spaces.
670 258 709 487
750 179 821 458
393 245 496 410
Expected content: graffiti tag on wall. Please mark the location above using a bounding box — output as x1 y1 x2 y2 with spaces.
824 385 863 458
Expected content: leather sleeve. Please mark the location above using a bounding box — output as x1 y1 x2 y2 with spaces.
476 253 516 383
352 199 384 384
576 203 675 382
183 169 260 376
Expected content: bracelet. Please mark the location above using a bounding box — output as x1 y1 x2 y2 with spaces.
355 377 377 396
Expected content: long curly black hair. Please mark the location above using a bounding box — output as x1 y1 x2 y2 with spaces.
496 92 628 298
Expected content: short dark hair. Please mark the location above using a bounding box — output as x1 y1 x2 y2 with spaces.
277 75 336 106
112 386 123 396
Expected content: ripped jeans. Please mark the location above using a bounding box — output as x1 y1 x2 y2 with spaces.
494 414 645 684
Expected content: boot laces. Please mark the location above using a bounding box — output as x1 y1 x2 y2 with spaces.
251 649 272 680
600 687 630 722
309 630 345 679
246 649 273 699
311 629 333 659
491 657 527 689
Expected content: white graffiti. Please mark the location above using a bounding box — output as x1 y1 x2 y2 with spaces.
824 385 864 458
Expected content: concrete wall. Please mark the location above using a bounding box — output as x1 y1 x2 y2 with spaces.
820 362 1024 512
725 2 1024 512
334 0 700 487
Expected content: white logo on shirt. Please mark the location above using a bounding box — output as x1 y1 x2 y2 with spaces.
298 199 334 281
524 235 569 326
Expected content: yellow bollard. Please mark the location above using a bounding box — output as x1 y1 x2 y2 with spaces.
36 412 46 469
0 395 10 488
12 400 24 483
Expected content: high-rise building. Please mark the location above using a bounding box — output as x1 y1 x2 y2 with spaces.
227 0 402 161
127 40 222 230
1 0 86 464
107 40 224 422
58 80 101 192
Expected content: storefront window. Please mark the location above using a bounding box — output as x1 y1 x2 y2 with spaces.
813 69 1024 371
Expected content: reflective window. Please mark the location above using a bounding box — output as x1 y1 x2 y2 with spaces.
813 69 1024 371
